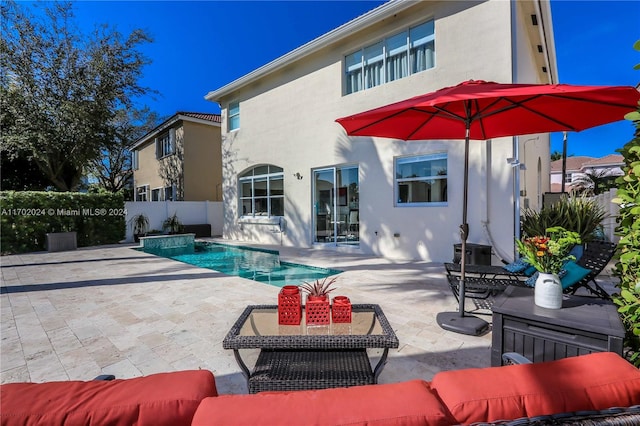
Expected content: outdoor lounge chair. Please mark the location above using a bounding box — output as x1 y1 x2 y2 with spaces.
444 241 616 314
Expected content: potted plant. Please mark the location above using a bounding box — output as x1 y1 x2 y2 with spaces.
162 212 184 234
301 277 337 325
129 213 149 243
516 226 581 309
520 196 607 243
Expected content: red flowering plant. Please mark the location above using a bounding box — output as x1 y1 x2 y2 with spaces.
516 226 581 274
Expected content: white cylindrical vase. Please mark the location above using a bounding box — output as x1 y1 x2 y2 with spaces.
534 272 562 309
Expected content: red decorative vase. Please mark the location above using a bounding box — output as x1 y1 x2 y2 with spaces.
305 295 330 325
278 285 301 325
332 296 352 323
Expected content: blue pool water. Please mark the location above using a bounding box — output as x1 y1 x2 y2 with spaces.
140 242 341 287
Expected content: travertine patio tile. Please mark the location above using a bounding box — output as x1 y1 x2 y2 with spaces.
102 359 142 378
65 361 103 380
134 355 175 376
1 365 30 383
27 353 67 383
0 242 501 393
47 327 83 354
1 344 26 372
152 342 192 364
69 325 103 343
21 338 54 360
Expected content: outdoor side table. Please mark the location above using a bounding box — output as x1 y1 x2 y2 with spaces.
223 304 399 393
491 286 625 366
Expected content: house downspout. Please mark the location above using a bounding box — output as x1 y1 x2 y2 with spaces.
510 0 521 260
483 140 512 263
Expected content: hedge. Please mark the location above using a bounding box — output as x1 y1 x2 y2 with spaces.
0 191 126 254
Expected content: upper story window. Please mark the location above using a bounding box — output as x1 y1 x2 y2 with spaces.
345 20 435 95
131 150 139 170
239 165 284 217
156 129 175 158
564 174 573 183
395 153 447 206
229 101 240 131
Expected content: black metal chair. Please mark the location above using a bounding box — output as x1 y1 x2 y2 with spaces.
444 241 617 314
565 240 616 299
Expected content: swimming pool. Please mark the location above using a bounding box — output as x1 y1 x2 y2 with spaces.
140 241 341 288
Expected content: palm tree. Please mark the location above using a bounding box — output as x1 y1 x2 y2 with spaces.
550 150 563 161
571 170 616 195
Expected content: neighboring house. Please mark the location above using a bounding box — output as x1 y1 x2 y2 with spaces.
205 0 556 262
131 112 223 202
549 154 624 193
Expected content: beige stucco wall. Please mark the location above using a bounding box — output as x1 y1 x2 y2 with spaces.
183 121 223 201
214 0 553 262
133 139 163 200
133 120 222 202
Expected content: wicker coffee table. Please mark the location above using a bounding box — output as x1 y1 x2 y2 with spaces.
223 304 399 393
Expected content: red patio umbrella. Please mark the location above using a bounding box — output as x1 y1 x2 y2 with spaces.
336 79 639 335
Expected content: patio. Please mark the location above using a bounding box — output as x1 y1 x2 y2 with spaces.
0 240 617 394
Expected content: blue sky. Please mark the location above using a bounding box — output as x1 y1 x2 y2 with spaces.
67 0 640 158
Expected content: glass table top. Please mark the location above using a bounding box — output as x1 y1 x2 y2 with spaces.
223 304 399 350
239 308 382 337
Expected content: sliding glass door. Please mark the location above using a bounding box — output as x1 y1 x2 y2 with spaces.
313 166 359 245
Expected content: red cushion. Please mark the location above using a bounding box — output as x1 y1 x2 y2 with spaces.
0 370 217 426
431 352 640 424
192 380 454 426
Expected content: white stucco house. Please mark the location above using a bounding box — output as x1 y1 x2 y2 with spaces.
205 0 557 263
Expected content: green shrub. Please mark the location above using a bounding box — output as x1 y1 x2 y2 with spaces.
612 102 640 366
520 195 607 242
0 191 126 254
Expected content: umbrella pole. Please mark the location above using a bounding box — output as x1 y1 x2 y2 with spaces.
436 126 489 336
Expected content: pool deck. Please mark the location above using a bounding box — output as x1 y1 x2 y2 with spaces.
0 239 618 394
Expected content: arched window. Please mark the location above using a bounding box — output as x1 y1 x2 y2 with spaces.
239 165 284 217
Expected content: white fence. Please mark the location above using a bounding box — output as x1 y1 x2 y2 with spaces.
124 201 223 242
591 189 619 243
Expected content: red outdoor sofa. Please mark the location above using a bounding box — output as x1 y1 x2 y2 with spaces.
2 352 639 425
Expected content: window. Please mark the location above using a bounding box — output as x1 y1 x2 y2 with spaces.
132 150 139 170
164 186 175 201
410 21 435 74
151 188 162 201
239 165 284 217
345 20 434 95
229 101 240 131
136 185 149 202
395 153 447 205
564 174 573 183
156 129 175 158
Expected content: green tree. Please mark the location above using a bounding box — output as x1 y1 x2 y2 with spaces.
88 107 159 193
551 150 563 161
0 150 51 191
0 1 153 191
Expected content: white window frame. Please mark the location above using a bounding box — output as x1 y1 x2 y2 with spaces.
136 185 149 202
345 19 435 95
151 187 163 202
228 101 240 132
156 129 175 159
238 165 284 218
395 153 448 207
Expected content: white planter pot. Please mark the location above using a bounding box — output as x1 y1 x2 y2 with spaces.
534 272 562 309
